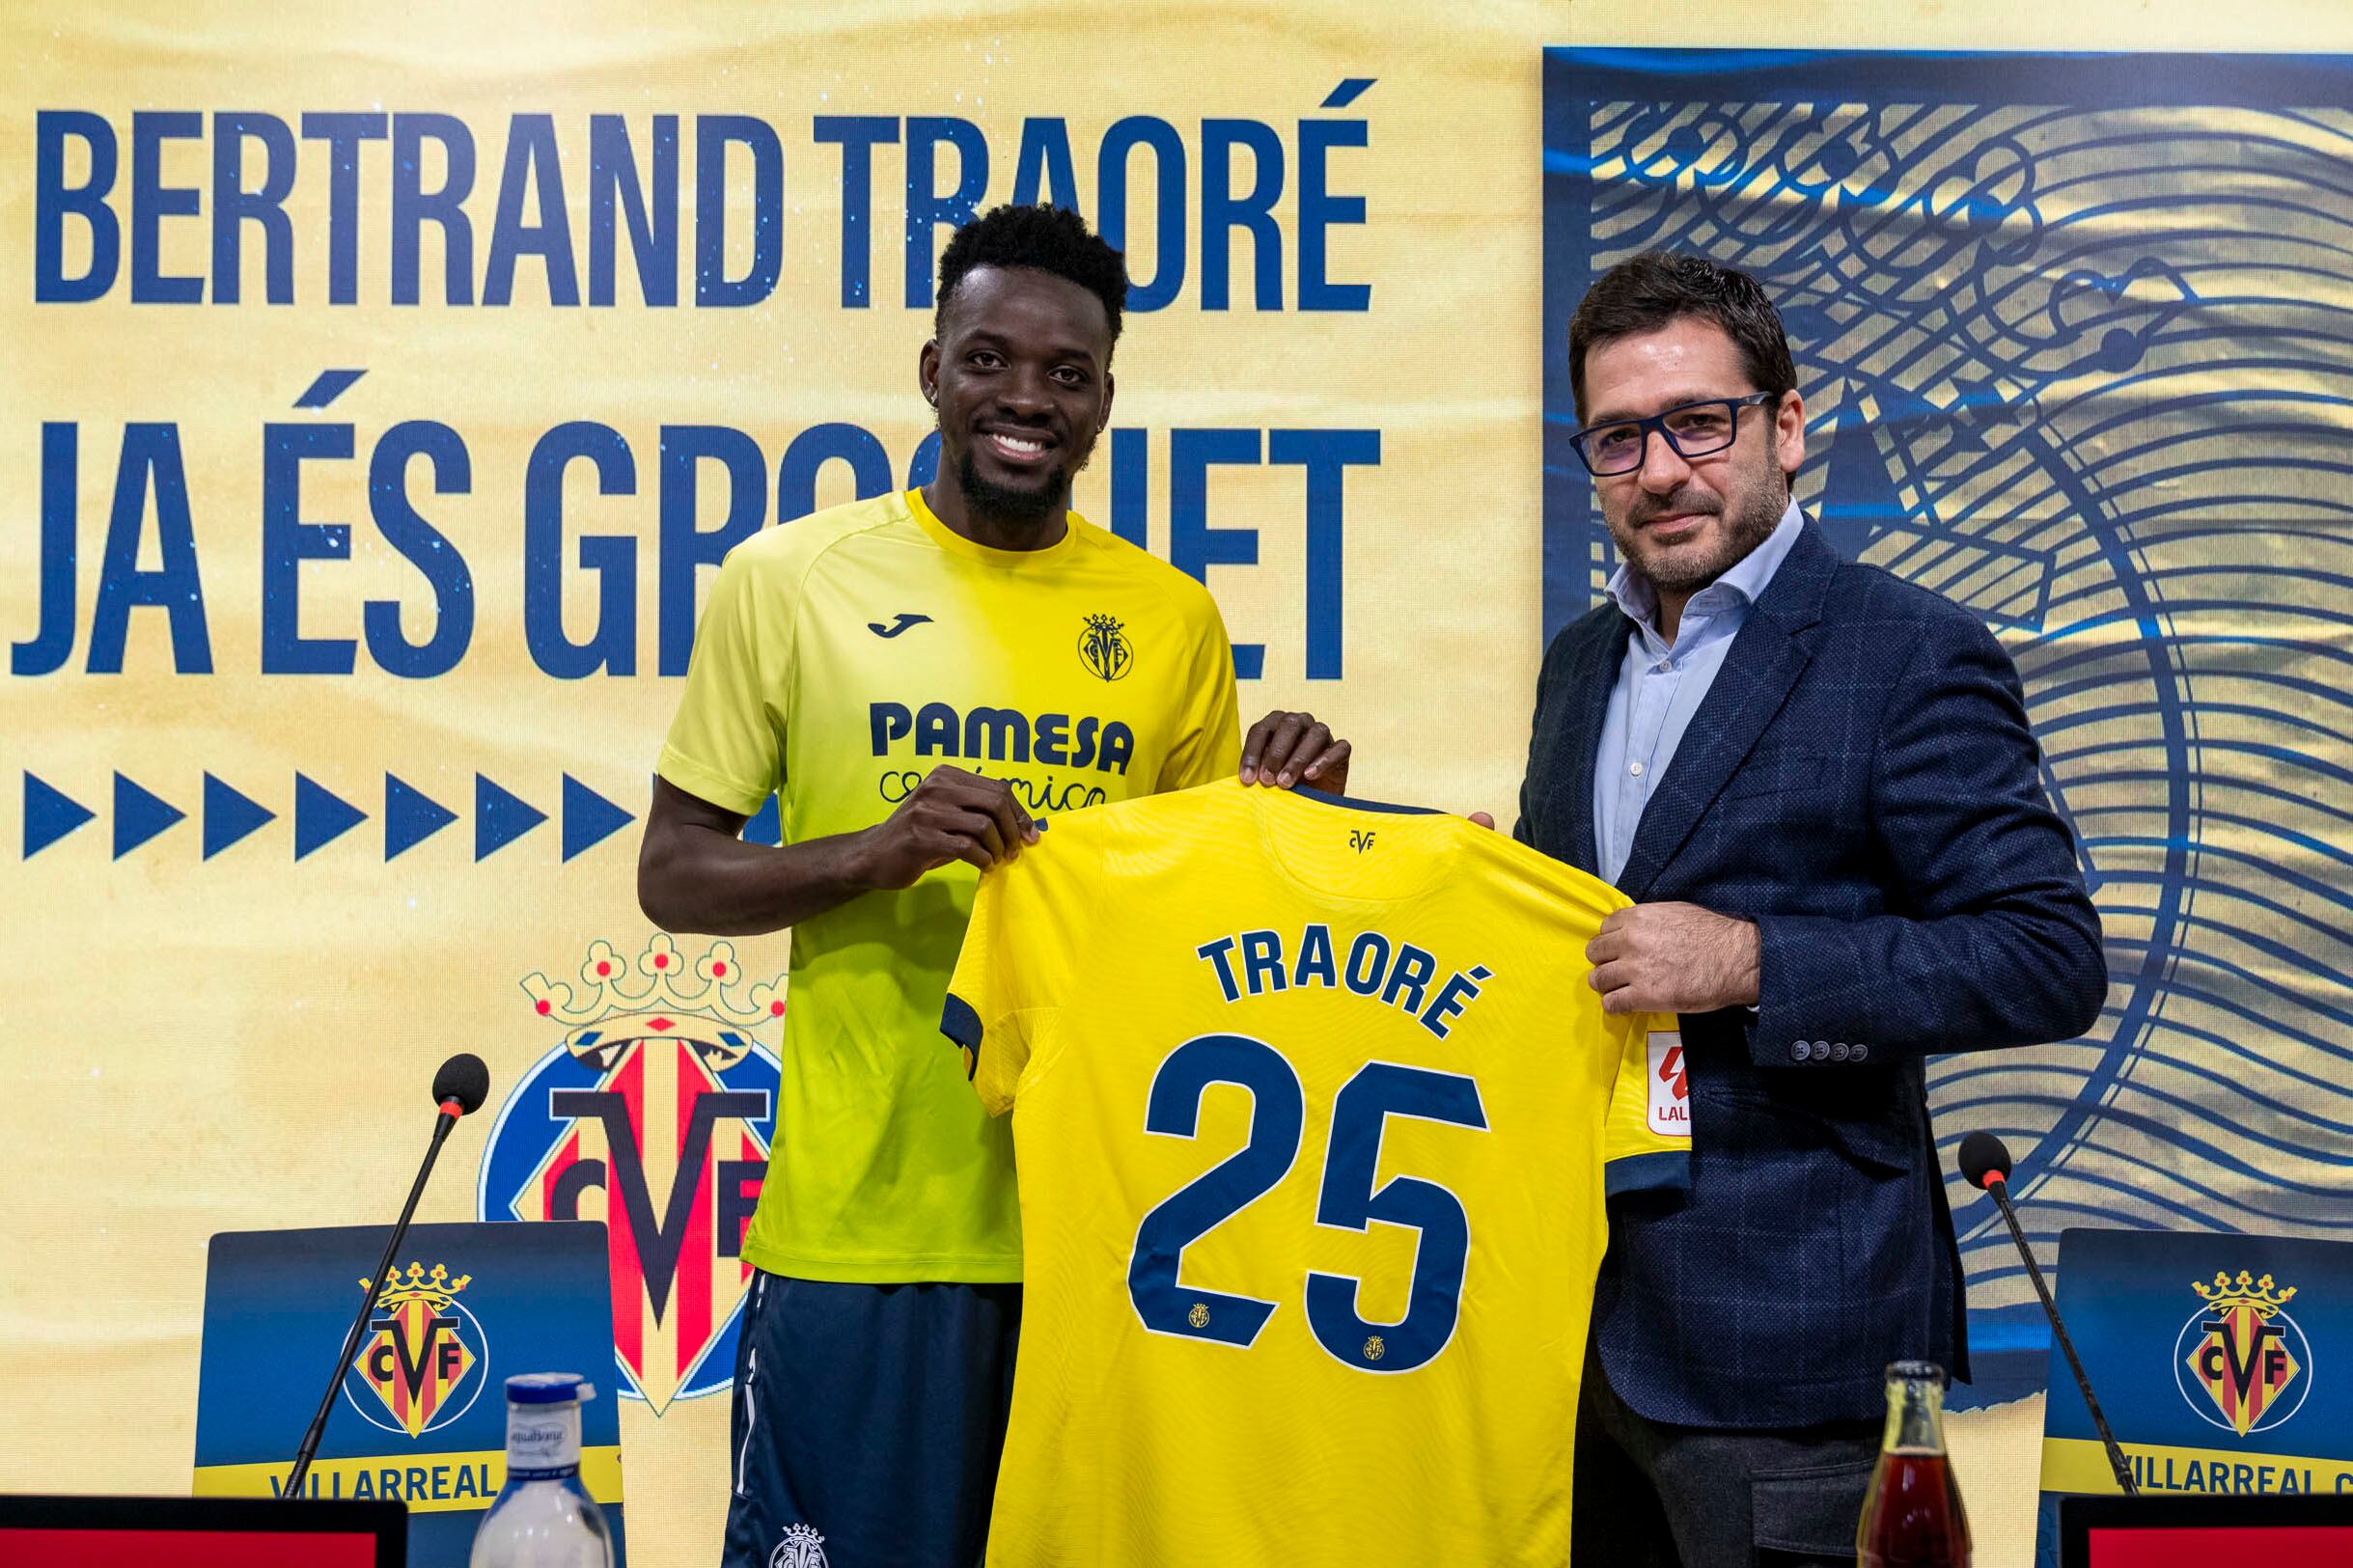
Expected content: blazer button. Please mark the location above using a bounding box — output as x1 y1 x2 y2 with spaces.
1790 1039 1812 1061
1830 1042 1851 1061
1813 1039 1831 1059
1851 1043 1869 1062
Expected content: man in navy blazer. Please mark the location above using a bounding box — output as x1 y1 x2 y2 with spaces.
1517 253 2107 1565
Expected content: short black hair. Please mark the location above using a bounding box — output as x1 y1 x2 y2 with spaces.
1568 252 1796 419
935 204 1128 352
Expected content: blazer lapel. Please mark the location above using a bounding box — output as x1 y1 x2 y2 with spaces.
1614 521 1836 899
1554 613 1632 878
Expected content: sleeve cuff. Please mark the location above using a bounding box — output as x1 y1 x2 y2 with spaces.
654 747 776 820
1605 1149 1691 1198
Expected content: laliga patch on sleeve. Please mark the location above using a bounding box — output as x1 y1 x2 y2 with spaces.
1647 1030 1690 1138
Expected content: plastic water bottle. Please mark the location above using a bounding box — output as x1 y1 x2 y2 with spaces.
470 1372 615 1568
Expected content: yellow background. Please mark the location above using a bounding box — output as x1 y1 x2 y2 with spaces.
8 4 2352 1564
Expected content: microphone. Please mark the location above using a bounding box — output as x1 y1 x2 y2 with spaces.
1957 1131 2137 1496
284 1053 491 1499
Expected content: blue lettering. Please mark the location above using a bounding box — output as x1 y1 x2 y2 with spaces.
1271 428 1378 679
658 426 765 674
816 116 898 307
905 117 987 308
590 113 678 307
779 423 891 523
1298 117 1370 311
870 701 914 753
484 114 580 306
1037 713 1070 766
210 112 296 304
130 111 205 304
1241 929 1287 996
1098 721 1134 775
1170 427 1262 678
523 422 637 676
1010 117 1078 211
366 421 475 678
261 423 353 674
1202 119 1283 311
300 113 386 304
1197 935 1241 1003
1096 116 1185 312
1418 968 1486 1041
1070 714 1098 771
1343 931 1391 997
15 425 81 675
1294 923 1338 988
1381 944 1435 1013
392 113 476 306
35 111 119 302
694 115 783 307
914 701 958 756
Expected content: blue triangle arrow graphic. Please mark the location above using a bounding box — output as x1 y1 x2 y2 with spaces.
741 792 783 847
385 774 458 861
476 775 548 861
24 773 97 858
202 773 275 860
293 773 368 860
562 776 636 862
114 773 186 859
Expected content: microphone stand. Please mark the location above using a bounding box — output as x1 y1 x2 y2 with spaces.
284 1102 464 1499
1983 1172 2138 1496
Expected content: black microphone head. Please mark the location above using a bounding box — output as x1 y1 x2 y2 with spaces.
432 1053 490 1115
1958 1130 2013 1190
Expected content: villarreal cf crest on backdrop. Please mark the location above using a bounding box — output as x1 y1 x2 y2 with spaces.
480 935 783 1414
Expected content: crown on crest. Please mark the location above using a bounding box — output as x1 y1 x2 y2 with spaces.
522 935 785 1070
524 935 785 1030
2192 1269 2297 1316
364 1261 471 1310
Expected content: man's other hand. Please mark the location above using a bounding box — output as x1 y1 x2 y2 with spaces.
1585 901 1761 1015
1240 710 1351 792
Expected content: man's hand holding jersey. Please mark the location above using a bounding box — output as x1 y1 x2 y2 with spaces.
1240 709 1352 793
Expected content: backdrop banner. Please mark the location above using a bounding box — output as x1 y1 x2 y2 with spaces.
7 8 2353 1566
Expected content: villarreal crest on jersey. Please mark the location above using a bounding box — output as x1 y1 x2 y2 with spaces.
942 780 1692 1566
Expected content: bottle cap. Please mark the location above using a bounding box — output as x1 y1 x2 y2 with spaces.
505 1371 597 1405
1885 1360 1948 1386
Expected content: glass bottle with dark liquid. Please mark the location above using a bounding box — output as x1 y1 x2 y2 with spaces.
1856 1360 1972 1567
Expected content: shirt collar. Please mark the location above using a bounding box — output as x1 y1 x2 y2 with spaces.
1606 497 1807 634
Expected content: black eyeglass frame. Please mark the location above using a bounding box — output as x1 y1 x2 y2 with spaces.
1567 391 1782 477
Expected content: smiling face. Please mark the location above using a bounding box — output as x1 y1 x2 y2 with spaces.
921 263 1115 538
1580 316 1806 604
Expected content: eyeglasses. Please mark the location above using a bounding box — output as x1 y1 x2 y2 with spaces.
1567 392 1779 477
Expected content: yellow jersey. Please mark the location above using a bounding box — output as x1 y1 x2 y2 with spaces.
944 780 1692 1566
657 489 1240 1282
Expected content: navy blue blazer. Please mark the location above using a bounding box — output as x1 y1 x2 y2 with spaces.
1516 519 2106 1428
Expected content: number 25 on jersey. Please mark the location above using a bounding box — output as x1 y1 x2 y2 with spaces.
1126 1032 1487 1375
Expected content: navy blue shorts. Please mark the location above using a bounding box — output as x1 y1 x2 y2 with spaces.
722 1271 1021 1568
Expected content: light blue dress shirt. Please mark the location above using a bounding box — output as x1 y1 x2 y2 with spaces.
1593 500 1807 886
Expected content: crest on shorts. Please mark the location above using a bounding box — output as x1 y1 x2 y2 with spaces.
770 1523 829 1568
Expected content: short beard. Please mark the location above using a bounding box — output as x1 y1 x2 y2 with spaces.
1620 471 1787 596
955 445 1068 531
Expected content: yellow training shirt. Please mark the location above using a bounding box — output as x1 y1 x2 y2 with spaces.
657 490 1240 1282
944 780 1692 1566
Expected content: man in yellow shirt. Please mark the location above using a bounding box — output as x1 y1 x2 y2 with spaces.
637 203 1350 1568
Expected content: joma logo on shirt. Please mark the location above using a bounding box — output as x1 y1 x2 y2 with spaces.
869 701 1136 774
